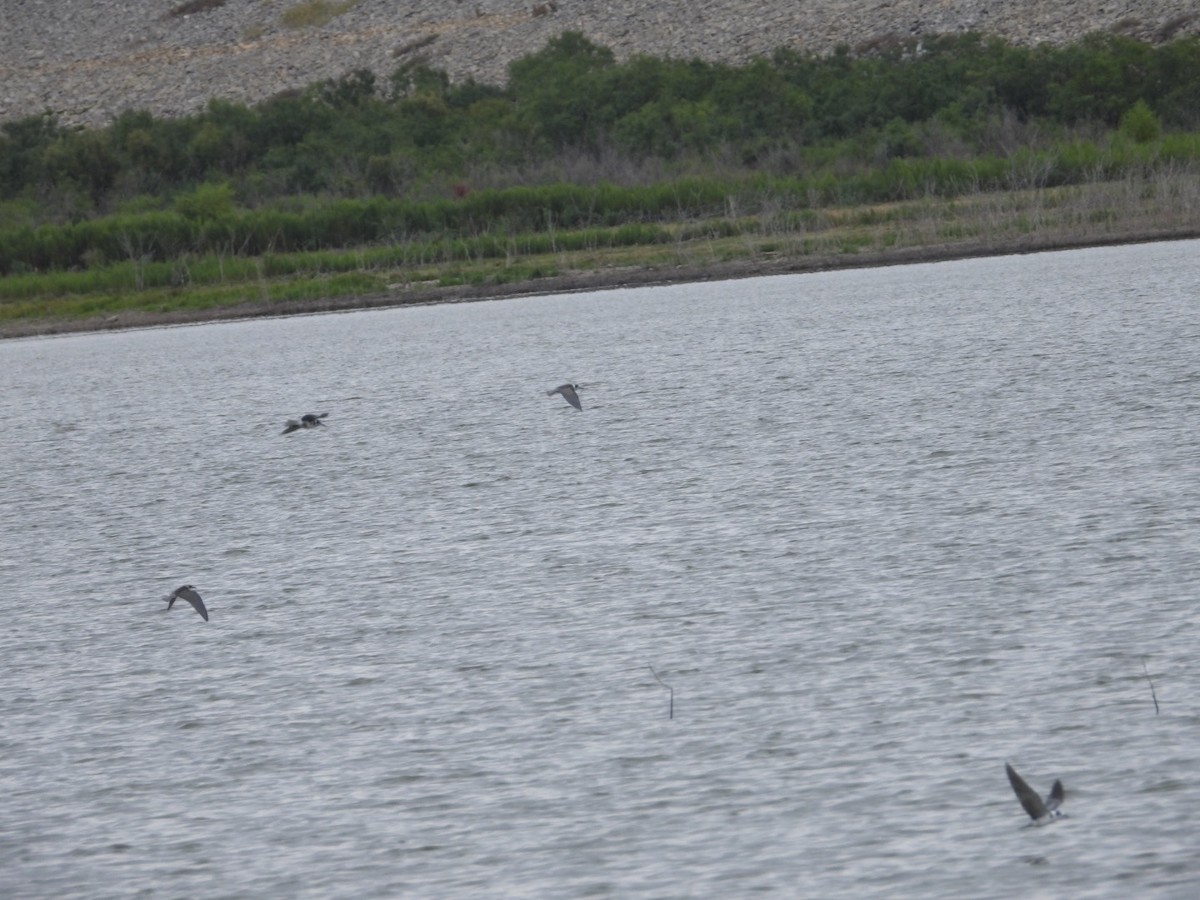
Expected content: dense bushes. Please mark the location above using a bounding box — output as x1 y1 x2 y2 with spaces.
2 30 1199 276
4 136 1189 276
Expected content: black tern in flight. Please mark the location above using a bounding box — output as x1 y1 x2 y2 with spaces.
282 412 328 434
1006 762 1064 823
164 585 209 622
547 384 582 410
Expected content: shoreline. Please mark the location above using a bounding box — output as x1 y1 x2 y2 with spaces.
3 226 1196 341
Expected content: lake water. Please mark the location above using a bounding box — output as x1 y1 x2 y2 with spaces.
1 240 1198 898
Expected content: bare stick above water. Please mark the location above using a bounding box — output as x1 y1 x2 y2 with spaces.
648 665 674 720
1142 660 1160 715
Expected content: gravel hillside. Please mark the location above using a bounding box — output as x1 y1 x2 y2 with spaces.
2 0 1199 127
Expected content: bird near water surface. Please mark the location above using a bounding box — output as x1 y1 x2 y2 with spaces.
547 383 582 410
282 412 327 434
164 585 209 622
1006 762 1065 823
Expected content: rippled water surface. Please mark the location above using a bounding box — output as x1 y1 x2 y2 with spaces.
2 241 1199 898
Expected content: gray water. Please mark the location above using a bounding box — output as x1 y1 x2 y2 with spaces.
1 240 1198 898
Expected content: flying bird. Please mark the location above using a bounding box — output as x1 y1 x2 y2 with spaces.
1006 762 1064 823
164 585 209 622
282 412 328 434
547 384 582 410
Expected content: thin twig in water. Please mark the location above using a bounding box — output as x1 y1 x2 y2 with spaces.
1142 660 1160 715
648 665 673 720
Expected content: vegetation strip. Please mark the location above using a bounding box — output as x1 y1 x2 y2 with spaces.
2 31 1198 335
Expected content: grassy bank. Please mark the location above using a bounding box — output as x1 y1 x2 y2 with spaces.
3 30 1199 336
2 164 1196 338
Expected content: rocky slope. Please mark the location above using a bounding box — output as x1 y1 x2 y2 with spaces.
2 0 1199 128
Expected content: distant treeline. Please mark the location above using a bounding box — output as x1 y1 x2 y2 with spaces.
1 30 1199 275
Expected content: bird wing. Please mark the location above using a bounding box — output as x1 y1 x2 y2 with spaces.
282 420 301 434
559 385 582 410
1044 779 1064 813
1006 763 1048 820
175 586 209 622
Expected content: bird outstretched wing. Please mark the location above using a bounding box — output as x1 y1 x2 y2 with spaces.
549 384 582 410
1045 779 1064 813
168 585 209 622
1006 763 1048 820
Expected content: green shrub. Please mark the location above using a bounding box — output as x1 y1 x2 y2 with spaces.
173 182 236 221
1119 100 1161 143
281 0 357 29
